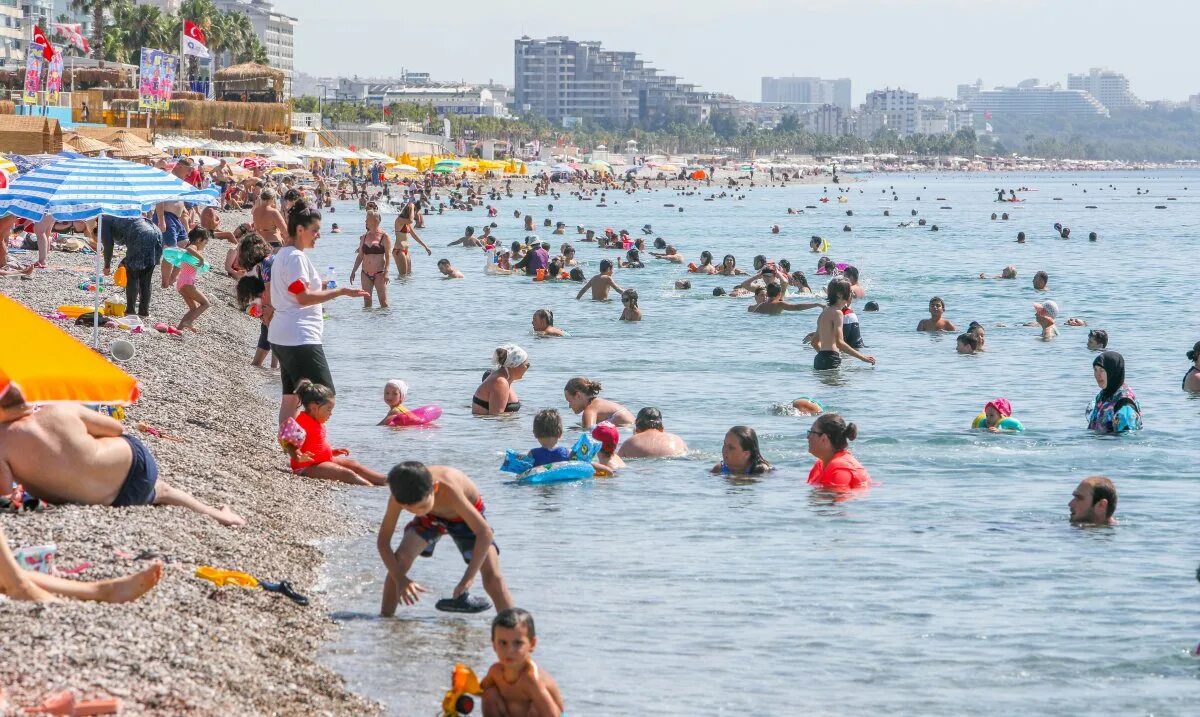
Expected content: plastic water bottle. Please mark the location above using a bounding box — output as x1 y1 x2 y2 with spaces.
324 266 337 290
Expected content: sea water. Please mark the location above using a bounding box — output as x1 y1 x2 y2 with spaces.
307 172 1200 715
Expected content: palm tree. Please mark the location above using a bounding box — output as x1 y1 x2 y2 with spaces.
70 0 120 65
124 4 169 56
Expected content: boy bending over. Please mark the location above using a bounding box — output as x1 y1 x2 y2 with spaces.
377 462 513 615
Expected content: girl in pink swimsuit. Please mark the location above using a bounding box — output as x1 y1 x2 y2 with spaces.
176 228 211 332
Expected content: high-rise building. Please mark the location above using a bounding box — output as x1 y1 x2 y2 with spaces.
761 76 851 110
956 79 983 103
213 0 296 97
967 82 1109 118
1067 68 1144 111
514 36 708 128
865 88 919 135
801 104 846 136
0 0 23 70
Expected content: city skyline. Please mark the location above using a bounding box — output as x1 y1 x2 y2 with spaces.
286 0 1197 103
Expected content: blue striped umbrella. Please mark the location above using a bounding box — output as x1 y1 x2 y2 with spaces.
0 155 215 222
0 156 216 346
9 153 69 174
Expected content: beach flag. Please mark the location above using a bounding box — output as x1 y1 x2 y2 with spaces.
181 20 210 59
51 23 89 54
32 26 54 60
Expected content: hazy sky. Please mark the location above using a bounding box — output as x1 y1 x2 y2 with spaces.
286 0 1196 103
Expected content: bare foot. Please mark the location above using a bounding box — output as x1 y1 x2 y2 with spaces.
214 506 247 527
7 577 60 603
96 561 164 603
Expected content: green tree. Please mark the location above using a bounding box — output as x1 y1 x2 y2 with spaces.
70 0 122 65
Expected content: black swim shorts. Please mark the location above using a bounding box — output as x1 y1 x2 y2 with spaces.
271 343 335 395
113 434 159 507
814 350 843 371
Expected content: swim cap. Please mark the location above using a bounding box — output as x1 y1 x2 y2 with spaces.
1033 300 1058 318
497 344 529 369
591 424 620 453
984 398 1012 417
385 379 408 402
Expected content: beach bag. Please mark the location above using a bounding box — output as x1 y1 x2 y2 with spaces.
114 264 128 287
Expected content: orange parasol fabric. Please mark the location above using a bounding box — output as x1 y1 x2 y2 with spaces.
0 294 140 404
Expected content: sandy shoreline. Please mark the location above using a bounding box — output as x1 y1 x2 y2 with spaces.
0 218 380 715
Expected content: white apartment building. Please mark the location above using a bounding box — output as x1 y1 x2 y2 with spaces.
967 82 1109 118
865 88 919 135
379 86 510 118
848 110 888 140
213 0 296 97
0 0 23 70
762 76 851 110
801 104 845 136
1067 68 1144 111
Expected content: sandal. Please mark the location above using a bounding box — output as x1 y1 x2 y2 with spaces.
435 592 492 614
260 580 309 606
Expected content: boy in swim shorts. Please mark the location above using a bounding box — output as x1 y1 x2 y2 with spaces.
482 608 564 717
377 462 513 615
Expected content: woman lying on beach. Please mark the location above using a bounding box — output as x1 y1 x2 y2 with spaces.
0 526 162 604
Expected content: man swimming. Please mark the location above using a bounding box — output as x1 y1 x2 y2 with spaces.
1068 476 1117 526
617 408 688 459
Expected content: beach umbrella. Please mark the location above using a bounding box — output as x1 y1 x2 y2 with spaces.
392 163 419 173
9 154 66 174
0 156 217 346
435 159 463 169
237 156 269 170
0 294 140 405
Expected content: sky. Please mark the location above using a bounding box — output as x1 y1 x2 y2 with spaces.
285 0 1197 103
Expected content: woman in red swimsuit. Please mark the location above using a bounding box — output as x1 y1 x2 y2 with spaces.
806 413 872 491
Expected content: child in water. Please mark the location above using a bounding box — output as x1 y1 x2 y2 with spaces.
528 410 570 467
575 259 625 300
482 608 564 717
287 380 387 485
712 426 773 476
590 424 626 471
176 228 211 332
378 378 410 425
975 398 1020 432
619 289 642 321
917 296 956 332
377 462 514 615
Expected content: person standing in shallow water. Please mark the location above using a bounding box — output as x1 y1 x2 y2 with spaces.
809 279 875 370
1086 351 1141 433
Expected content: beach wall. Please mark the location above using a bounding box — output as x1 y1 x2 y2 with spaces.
0 235 379 715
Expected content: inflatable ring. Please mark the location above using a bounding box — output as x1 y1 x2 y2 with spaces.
386 405 442 427
163 247 210 273
972 413 1024 431
517 461 595 485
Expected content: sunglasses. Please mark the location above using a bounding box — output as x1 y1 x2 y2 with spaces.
807 429 824 437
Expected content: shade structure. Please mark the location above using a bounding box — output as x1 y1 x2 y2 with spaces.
0 156 216 346
237 156 270 170
0 156 216 222
0 294 140 405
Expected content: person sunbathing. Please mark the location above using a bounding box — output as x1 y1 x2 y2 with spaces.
0 526 162 603
0 382 245 526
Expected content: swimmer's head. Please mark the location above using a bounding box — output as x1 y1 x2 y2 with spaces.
564 377 602 411
464 226 475 235
533 408 563 441
956 333 980 354
387 461 436 514
968 321 985 338
825 278 852 307
863 301 879 312
712 287 727 297
1188 340 1200 365
1069 476 1117 525
675 279 692 290
778 259 790 273
984 398 1012 427
722 254 736 268
1088 329 1109 351
753 255 768 270
791 271 811 291
1001 265 1017 279
635 407 663 432
765 283 782 299
599 259 614 274
654 237 667 249
532 309 554 332
929 296 945 317
621 288 639 308
569 267 585 282
843 265 859 283
1017 231 1026 243
1033 271 1048 290
437 258 454 275
723 425 769 475
700 251 714 266
591 424 620 454
384 379 408 407
808 413 858 457
491 608 537 666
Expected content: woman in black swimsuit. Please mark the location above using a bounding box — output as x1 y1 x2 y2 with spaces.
472 344 530 415
1184 341 1200 392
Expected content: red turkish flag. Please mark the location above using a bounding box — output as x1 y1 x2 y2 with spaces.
32 26 54 61
183 20 206 47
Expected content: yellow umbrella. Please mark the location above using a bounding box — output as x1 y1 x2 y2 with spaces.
0 294 141 404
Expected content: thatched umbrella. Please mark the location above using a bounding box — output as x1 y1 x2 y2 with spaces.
213 62 285 99
63 132 114 156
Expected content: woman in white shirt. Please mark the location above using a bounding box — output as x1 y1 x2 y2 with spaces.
269 199 367 425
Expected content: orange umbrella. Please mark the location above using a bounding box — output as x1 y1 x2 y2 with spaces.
0 294 140 404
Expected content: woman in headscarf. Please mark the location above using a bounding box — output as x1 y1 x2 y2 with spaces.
1183 341 1200 392
471 344 530 415
1086 351 1142 433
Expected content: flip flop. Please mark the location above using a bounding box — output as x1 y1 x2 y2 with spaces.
435 592 492 614
260 580 309 606
195 566 259 589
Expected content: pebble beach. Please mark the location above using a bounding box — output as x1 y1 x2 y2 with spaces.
0 214 380 716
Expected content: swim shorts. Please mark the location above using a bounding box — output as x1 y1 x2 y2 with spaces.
271 343 335 396
113 434 159 507
814 350 842 370
161 212 187 248
406 499 499 564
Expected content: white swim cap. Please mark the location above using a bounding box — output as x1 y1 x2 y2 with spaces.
385 379 408 401
497 344 529 369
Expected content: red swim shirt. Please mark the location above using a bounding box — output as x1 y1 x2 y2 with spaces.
807 450 872 491
291 410 334 471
